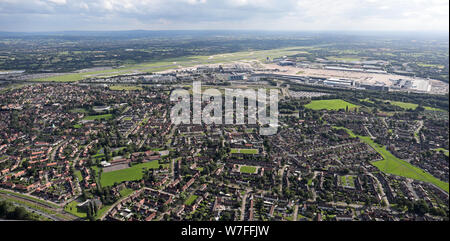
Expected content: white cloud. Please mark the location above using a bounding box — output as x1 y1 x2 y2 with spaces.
0 0 447 31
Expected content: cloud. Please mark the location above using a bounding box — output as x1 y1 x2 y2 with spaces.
0 0 448 31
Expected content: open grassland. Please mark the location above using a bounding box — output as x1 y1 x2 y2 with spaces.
334 127 449 193
305 99 359 111
100 160 168 187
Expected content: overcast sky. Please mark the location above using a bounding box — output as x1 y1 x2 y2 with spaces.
0 0 448 32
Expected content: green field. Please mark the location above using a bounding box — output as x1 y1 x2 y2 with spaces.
64 200 87 218
240 165 257 174
74 170 83 181
100 160 168 187
385 100 445 112
230 148 259 154
83 114 113 121
119 188 135 197
184 195 198 206
305 99 358 111
334 127 449 193
388 101 418 110
359 98 375 104
69 108 88 113
109 85 143 91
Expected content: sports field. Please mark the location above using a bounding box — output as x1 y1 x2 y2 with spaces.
240 165 258 174
100 160 168 187
230 148 259 154
305 99 358 111
334 127 449 192
83 114 113 121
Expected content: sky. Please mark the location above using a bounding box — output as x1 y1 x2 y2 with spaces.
0 0 448 32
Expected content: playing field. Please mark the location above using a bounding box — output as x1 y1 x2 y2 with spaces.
305 99 358 111
100 160 168 187
335 127 449 193
83 114 113 121
240 165 257 174
230 148 259 154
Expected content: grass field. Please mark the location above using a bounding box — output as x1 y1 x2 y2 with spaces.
359 98 375 104
64 200 87 218
69 108 88 113
388 101 418 110
230 148 259 154
74 170 83 181
334 127 449 193
109 85 143 91
184 194 198 206
386 101 446 112
305 99 359 111
240 165 258 174
100 160 168 187
83 114 113 121
119 188 135 197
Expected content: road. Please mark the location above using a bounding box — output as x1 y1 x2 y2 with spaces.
239 190 248 221
293 204 299 221
0 191 77 221
367 173 390 207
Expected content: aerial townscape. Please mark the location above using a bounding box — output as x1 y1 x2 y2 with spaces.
0 1 448 226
